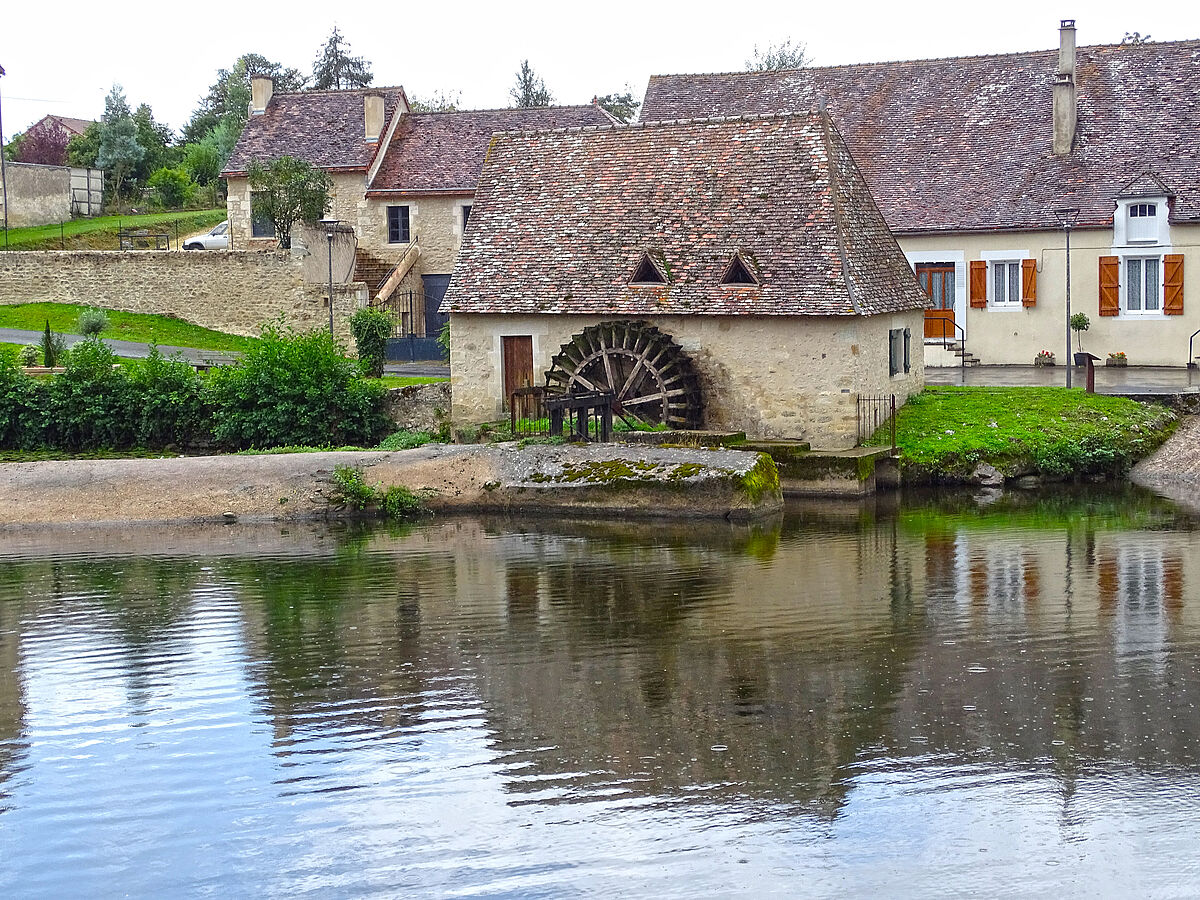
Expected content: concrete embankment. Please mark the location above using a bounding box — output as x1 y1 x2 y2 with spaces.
0 443 782 528
1131 416 1200 513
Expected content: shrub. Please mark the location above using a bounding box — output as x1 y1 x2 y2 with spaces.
19 345 40 366
126 347 209 448
330 464 377 509
148 167 196 210
437 320 450 357
208 323 390 449
40 321 69 368
382 485 422 519
0 352 50 449
46 337 135 449
349 307 393 377
376 428 435 451
77 307 109 337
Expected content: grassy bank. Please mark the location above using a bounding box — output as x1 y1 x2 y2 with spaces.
875 387 1178 481
2 210 226 251
0 303 257 352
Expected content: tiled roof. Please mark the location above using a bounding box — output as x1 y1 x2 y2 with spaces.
640 40 1200 231
366 105 614 195
443 114 930 319
223 87 406 176
38 115 95 136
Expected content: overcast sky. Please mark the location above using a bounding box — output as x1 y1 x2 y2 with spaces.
1 1 1197 137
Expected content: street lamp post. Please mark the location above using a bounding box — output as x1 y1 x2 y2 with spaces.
320 218 339 338
1055 208 1080 388
0 64 9 250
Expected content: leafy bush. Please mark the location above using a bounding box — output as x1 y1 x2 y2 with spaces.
19 345 40 366
46 337 135 449
349 307 393 377
148 167 196 210
77 307 109 337
382 485 422 518
375 428 435 450
437 320 450 357
127 347 209 447
208 322 389 449
330 464 377 509
0 351 50 449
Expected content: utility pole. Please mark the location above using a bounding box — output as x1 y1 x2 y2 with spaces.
0 64 9 250
1055 208 1080 388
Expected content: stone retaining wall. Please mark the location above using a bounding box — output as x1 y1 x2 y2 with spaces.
0 250 366 344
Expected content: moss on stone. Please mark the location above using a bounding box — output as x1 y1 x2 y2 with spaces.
737 454 780 504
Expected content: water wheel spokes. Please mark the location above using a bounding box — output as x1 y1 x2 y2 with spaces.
544 320 704 430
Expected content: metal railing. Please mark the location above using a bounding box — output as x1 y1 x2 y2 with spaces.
1189 328 1200 370
511 389 615 442
857 394 897 451
371 289 427 337
929 317 968 378
510 387 549 438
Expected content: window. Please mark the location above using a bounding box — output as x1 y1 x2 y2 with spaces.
250 192 275 238
991 261 1022 306
387 205 410 244
916 264 955 310
721 253 759 286
1126 257 1161 313
630 253 667 284
1128 203 1158 243
461 205 472 230
889 327 911 377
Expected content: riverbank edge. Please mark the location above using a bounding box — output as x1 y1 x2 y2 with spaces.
0 443 783 528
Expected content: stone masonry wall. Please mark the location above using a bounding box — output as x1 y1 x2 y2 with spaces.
450 312 925 449
0 250 366 345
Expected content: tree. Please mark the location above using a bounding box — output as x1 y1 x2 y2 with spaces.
509 60 553 108
67 123 102 168
311 26 373 90
15 119 72 166
182 53 307 145
246 155 332 249
96 85 146 203
595 89 640 124
746 38 809 71
148 167 195 209
132 103 178 184
1122 32 1152 44
409 89 462 112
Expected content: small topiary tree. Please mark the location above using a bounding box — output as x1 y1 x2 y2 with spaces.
1070 312 1090 353
78 307 109 338
349 307 393 377
19 345 40 367
40 320 69 368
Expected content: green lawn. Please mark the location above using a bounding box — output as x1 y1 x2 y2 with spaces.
368 375 449 388
0 303 257 352
2 209 227 251
875 386 1178 479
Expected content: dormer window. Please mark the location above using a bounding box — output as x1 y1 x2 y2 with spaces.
630 253 668 284
720 253 759 286
1128 203 1158 243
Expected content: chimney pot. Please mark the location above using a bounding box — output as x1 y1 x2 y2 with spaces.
250 76 274 116
364 93 385 142
1053 20 1078 156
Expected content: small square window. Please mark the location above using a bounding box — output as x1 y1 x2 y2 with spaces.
387 206 410 244
991 261 1022 305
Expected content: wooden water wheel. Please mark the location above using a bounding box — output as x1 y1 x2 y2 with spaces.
544 321 704 429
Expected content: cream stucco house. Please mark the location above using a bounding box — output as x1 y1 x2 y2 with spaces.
640 21 1200 368
442 112 928 448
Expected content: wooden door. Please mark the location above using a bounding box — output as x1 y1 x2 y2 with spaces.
501 336 534 409
917 263 956 339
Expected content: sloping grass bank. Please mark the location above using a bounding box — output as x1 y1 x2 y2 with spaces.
876 387 1178 482
3 210 226 251
0 302 257 353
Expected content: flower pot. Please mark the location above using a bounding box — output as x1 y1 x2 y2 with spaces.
1034 357 1055 367
1105 358 1127 367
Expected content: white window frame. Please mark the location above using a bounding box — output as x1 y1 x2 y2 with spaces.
980 249 1030 311
1113 196 1170 247
907 250 966 341
1121 254 1166 317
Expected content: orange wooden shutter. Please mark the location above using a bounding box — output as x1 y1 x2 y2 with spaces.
1099 256 1120 316
1021 259 1037 307
969 260 987 308
1164 254 1184 315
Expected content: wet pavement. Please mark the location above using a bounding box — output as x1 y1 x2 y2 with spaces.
927 364 1200 394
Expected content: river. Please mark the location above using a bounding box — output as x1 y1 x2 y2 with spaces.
2 486 1199 897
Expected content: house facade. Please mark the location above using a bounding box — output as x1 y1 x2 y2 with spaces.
222 80 611 344
641 22 1200 367
443 113 928 448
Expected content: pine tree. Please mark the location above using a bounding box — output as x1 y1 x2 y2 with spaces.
509 60 553 108
311 27 374 90
96 85 146 203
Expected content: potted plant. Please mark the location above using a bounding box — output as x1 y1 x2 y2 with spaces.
1034 349 1056 366
1070 313 1090 365
1106 351 1128 367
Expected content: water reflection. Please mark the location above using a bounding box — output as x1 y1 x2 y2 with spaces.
1 487 1199 895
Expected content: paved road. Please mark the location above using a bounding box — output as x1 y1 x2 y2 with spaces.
927 364 1200 394
1 327 450 376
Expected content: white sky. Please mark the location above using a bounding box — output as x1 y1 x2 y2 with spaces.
1 0 1197 137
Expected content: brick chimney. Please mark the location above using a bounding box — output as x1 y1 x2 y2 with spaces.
1053 19 1077 156
250 76 274 116
364 93 385 142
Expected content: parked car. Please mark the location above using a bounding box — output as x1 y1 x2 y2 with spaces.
183 221 230 250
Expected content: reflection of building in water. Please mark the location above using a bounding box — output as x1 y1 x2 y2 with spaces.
1098 542 1184 676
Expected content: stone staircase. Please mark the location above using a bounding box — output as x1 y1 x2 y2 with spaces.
354 249 397 294
924 339 981 368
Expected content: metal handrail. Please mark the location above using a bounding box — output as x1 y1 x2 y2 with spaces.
929 316 968 378
1189 328 1200 370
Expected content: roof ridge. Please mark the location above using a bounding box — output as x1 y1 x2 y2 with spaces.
819 114 864 316
272 85 407 98
409 104 604 117
487 110 825 138
648 36 1200 82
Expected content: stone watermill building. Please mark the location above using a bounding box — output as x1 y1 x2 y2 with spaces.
442 111 929 448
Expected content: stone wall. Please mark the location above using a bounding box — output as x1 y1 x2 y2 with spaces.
449 311 925 449
0 250 366 344
0 162 71 227
382 382 451 432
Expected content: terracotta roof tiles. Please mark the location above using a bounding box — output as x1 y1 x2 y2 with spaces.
443 114 929 319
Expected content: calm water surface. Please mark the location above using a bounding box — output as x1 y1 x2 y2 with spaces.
2 487 1200 898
